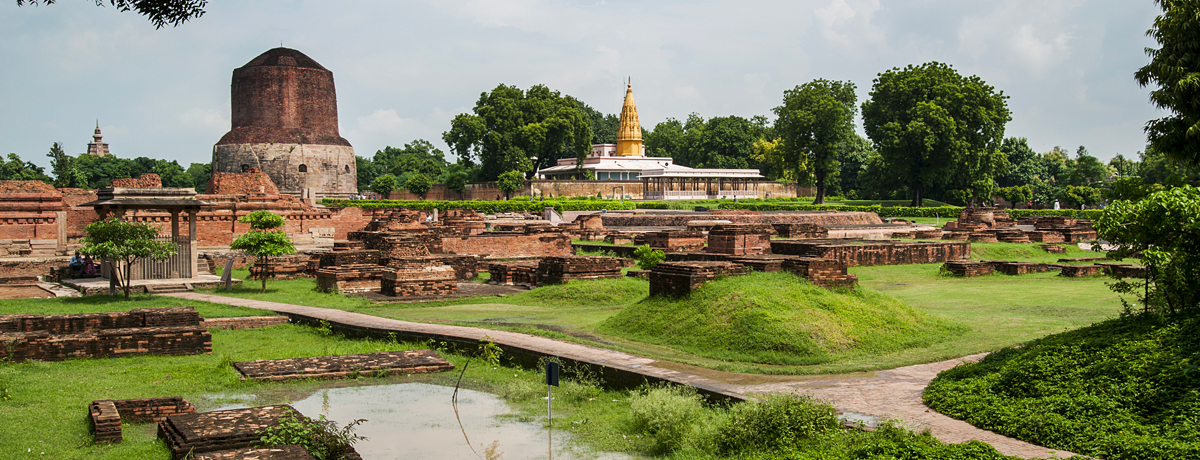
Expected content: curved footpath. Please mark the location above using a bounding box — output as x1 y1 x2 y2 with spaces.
164 292 1075 459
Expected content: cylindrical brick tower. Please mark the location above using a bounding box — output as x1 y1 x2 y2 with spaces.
211 47 357 199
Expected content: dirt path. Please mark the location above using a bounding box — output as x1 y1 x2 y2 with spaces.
167 291 1075 459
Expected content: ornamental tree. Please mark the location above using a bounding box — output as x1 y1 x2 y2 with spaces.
773 79 858 204
497 170 524 200
404 173 432 200
861 62 1010 206
230 210 295 293
369 174 397 198
80 217 177 300
1136 0 1200 168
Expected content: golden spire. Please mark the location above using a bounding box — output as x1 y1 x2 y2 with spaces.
616 78 643 156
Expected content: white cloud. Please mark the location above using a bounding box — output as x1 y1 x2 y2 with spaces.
180 108 228 131
957 2 1080 77
354 109 413 135
814 0 883 50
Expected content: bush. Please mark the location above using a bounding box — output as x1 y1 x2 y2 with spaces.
628 386 712 454
633 244 664 270
258 413 366 460
321 198 638 213
718 393 839 454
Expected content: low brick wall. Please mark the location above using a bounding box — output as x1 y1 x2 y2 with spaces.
384 254 478 280
381 266 457 297
1099 263 1148 278
486 260 540 286
771 223 829 239
705 225 773 255
315 264 387 293
90 400 122 443
440 232 572 258
537 256 624 284
781 258 857 288
0 307 211 362
203 316 289 330
602 210 883 228
644 231 706 252
770 239 970 267
250 254 316 280
1040 243 1067 253
1060 265 1104 277
159 405 308 460
317 249 380 268
648 261 750 297
1025 231 1065 243
942 260 994 277
233 350 453 381
988 261 1055 276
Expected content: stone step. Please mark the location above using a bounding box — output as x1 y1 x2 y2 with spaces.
145 284 192 294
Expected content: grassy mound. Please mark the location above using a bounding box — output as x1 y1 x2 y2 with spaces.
507 277 648 308
597 272 965 366
924 315 1200 460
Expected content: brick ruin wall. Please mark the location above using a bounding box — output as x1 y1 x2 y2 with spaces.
110 174 163 188
602 211 883 228
382 266 457 296
771 239 971 267
439 233 572 259
316 264 387 293
0 307 211 362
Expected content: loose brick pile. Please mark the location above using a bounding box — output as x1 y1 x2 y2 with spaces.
193 446 316 460
648 261 750 297
381 265 458 297
234 350 453 381
315 264 387 293
1060 265 1104 277
781 257 858 288
91 396 198 443
0 307 211 362
159 405 307 460
771 223 829 239
486 260 540 286
644 231 706 252
203 316 289 330
317 249 380 268
942 260 994 277
537 256 624 284
770 239 970 267
705 224 774 255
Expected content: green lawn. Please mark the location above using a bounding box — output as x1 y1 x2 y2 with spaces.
0 294 269 318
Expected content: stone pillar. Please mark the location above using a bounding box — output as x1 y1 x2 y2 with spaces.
188 209 198 278
56 211 67 252
170 210 181 241
433 208 438 222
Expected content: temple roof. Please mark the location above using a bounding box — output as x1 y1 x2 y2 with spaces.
617 83 642 144
240 47 327 71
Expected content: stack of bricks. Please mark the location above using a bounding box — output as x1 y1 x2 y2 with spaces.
644 231 707 252
1031 217 1098 242
193 446 316 460
1097 263 1148 278
1060 264 1104 277
486 260 540 286
992 229 1031 243
770 239 970 267
385 254 479 280
315 264 388 293
1025 231 1066 243
0 307 210 362
604 234 634 245
942 260 994 277
913 229 944 239
110 173 163 188
332 240 364 250
317 249 380 269
968 233 999 243
987 261 1055 276
1040 244 1067 253
537 256 624 284
352 233 433 258
705 224 774 255
648 261 750 297
158 405 330 460
941 232 970 241
771 223 829 239
890 231 916 239
686 220 731 233
781 257 857 288
441 209 487 235
381 265 457 297
90 400 123 442
249 254 315 280
726 255 787 272
363 208 429 232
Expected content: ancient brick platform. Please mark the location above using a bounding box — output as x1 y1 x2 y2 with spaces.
987 261 1055 276
604 234 634 245
250 254 315 280
203 316 289 330
537 256 623 284
726 255 787 272
0 307 211 362
487 260 540 286
234 350 453 381
941 232 970 241
1025 231 1065 243
91 397 197 443
942 260 994 277
648 261 750 297
992 229 1031 244
385 254 478 280
781 258 857 288
1060 265 1104 277
1040 244 1067 253
317 249 380 269
770 239 970 267
644 231 706 252
1098 263 1148 278
771 223 829 239
315 264 387 293
193 445 316 460
913 229 944 239
705 224 774 255
382 266 457 297
159 405 301 459
968 233 999 243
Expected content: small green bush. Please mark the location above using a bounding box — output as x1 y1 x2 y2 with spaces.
633 244 665 270
258 413 366 460
718 393 839 454
628 385 711 454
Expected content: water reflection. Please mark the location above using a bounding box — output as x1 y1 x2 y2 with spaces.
220 383 630 460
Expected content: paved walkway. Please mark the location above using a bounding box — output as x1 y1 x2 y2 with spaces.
166 292 1076 459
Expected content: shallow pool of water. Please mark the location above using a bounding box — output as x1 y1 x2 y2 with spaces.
214 382 630 460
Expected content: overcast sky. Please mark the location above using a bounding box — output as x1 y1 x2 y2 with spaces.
1 0 1164 170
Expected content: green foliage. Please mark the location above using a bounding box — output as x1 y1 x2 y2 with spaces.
861 61 1011 206
1096 186 1200 315
258 413 366 460
369 173 397 196
925 315 1200 460
628 386 713 454
718 393 839 454
997 137 1046 188
321 197 641 213
1060 185 1102 208
0 152 52 183
403 172 432 198
997 185 1032 205
443 84 591 180
1136 0 1200 168
598 272 965 365
186 162 212 193
79 217 177 300
1108 177 1165 202
633 244 665 270
238 210 286 230
574 100 619 144
496 170 525 199
373 140 448 182
774 79 858 204
16 0 207 29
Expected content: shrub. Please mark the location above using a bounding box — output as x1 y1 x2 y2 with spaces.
258 413 367 460
633 244 664 270
717 393 839 454
628 385 710 454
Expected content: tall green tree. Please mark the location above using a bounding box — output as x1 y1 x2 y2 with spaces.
186 162 212 193
46 142 74 187
773 79 858 204
79 217 177 300
997 137 1046 187
1109 154 1139 177
355 156 377 193
230 210 295 293
374 140 448 183
404 173 432 200
644 118 686 158
1136 0 1200 168
833 134 874 198
369 174 397 197
861 62 1010 206
497 170 525 200
443 84 591 181
575 101 619 145
0 153 52 182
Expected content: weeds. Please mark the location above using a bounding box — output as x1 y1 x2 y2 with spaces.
258 413 366 460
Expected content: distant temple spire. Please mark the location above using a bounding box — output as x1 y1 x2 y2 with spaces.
616 79 643 157
87 121 111 156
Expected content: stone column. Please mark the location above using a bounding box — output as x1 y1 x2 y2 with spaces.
188 209 198 278
170 210 181 241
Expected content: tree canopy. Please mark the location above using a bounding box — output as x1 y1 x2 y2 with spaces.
404 173 432 199
16 0 206 28
861 62 1011 206
497 170 524 199
773 79 858 204
230 210 294 293
443 84 591 181
1136 0 1200 168
79 217 176 300
0 153 52 182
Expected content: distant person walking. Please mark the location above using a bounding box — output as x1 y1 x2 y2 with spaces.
1053 200 1060 210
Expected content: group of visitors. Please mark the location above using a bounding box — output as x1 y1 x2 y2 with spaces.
68 251 97 278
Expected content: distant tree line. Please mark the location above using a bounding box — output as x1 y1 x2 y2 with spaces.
1 142 212 192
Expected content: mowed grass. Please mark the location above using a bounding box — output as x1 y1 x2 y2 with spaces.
597 272 966 366
0 294 268 318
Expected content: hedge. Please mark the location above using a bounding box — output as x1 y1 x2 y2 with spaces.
322 198 651 213
719 202 1107 220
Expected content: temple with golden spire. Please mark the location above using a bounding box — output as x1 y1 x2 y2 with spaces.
536 80 763 199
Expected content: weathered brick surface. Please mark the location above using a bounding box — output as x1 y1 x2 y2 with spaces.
193 445 316 460
249 254 316 280
91 399 123 442
941 232 970 241
705 224 774 255
604 233 634 245
381 265 457 297
537 256 624 284
1025 231 1065 243
913 229 945 239
234 349 453 381
317 249 380 268
968 233 999 243
991 229 1031 244
441 208 486 235
486 260 540 286
110 174 163 188
0 182 67 250
384 254 479 280
644 231 706 252
440 232 572 258
770 239 970 267
1060 264 1104 277
203 316 289 330
0 307 210 362
576 214 604 230
315 264 387 293
158 405 305 460
648 261 750 297
781 257 858 288
602 211 883 227
1040 244 1067 253
1098 263 1148 278
987 261 1055 276
942 260 994 277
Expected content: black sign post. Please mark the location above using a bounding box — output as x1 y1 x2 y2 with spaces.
546 361 560 459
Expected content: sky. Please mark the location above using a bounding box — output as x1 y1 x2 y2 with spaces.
0 0 1166 171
